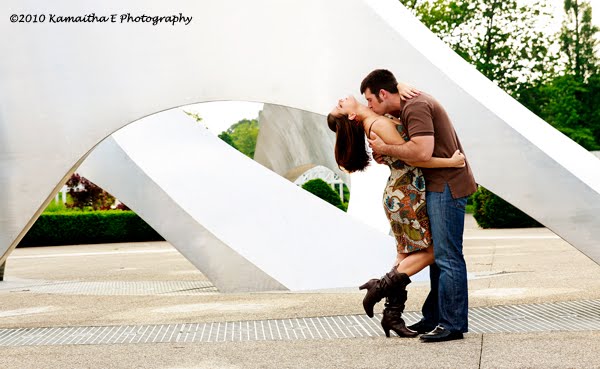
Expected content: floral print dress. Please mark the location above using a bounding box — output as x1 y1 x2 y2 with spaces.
376 120 432 254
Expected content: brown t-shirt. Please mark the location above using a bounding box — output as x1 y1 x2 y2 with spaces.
399 93 477 199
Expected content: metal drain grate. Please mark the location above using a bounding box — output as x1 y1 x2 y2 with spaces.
0 299 599 347
468 299 600 333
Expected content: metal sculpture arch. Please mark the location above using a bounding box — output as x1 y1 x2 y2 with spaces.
1 0 599 292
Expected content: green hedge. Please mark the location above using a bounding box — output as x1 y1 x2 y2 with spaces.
301 178 347 211
18 211 164 247
472 186 541 228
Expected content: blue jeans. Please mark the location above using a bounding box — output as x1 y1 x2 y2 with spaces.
420 184 469 333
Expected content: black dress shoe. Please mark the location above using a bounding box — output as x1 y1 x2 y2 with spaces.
407 320 436 334
419 325 463 342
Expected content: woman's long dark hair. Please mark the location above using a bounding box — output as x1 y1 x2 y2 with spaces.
327 114 370 172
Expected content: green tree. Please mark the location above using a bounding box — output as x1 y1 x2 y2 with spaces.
534 74 599 149
226 118 259 158
218 131 238 150
518 1 600 150
399 0 420 10
557 0 600 147
401 0 556 93
540 75 586 128
402 0 477 61
560 0 599 82
582 74 600 144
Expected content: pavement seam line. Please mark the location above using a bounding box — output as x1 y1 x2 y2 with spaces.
478 333 484 368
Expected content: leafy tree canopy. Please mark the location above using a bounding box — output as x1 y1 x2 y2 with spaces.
224 118 259 158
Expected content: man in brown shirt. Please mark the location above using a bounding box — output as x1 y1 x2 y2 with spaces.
361 69 476 342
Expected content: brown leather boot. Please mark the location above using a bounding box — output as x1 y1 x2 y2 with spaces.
381 290 418 338
358 269 411 318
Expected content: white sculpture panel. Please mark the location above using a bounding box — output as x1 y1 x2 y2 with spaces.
79 109 398 291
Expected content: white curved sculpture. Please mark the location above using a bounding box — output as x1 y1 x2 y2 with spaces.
78 109 397 291
1 0 600 288
77 127 288 293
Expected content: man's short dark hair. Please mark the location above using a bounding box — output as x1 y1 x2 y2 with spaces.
360 69 399 97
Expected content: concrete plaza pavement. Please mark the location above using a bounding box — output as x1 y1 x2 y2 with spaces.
1 215 599 368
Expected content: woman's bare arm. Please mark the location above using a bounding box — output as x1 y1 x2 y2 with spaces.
397 81 420 100
365 115 407 145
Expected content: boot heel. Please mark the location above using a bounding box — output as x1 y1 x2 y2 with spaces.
381 322 391 338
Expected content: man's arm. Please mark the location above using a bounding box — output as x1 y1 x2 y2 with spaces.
368 133 434 162
407 150 465 168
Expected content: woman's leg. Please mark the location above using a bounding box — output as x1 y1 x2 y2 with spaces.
394 253 407 269
395 246 435 277
379 248 433 338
